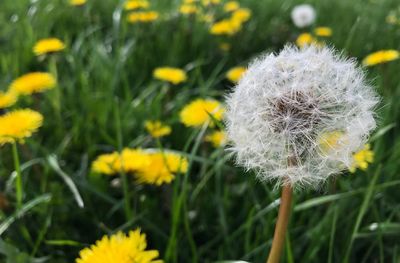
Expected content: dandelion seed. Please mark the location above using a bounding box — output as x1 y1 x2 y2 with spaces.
226 66 246 83
362 50 400 66
0 91 17 109
145 120 172 138
225 45 378 188
9 72 56 95
0 109 44 145
33 38 65 56
180 98 225 127
153 67 187 84
317 131 346 154
291 4 316 28
75 229 163 263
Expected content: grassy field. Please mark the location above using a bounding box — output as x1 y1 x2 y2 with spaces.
1 0 400 262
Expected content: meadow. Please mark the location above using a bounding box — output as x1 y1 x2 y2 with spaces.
0 0 400 262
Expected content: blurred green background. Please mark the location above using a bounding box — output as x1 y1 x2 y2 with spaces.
0 0 400 262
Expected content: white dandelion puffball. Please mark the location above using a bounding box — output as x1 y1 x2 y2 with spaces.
291 4 316 28
225 45 379 188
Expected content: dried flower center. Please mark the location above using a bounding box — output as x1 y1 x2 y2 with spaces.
270 91 321 134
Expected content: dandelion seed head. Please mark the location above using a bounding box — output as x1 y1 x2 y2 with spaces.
291 4 316 28
225 45 379 189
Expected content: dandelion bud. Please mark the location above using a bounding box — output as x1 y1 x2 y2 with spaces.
225 45 379 188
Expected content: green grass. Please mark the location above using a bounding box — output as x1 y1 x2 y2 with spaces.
1 0 400 262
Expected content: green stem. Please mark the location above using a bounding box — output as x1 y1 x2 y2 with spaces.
165 127 206 262
342 165 382 263
114 100 132 221
12 142 23 210
48 56 60 115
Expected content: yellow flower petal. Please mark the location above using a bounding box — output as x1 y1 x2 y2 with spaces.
314 27 332 37
145 121 171 138
153 67 187 84
226 66 246 83
33 38 65 56
180 98 224 127
9 72 56 95
127 11 159 23
0 91 17 109
205 130 227 147
0 109 43 145
75 229 163 263
362 50 400 66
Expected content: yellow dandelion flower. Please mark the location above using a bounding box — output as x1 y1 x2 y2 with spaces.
119 148 151 172
0 109 43 145
184 0 197 3
202 0 220 6
91 149 150 175
362 50 400 66
180 99 225 127
317 131 346 154
33 38 65 56
136 151 188 185
349 144 374 173
295 33 317 48
69 0 86 6
210 19 241 35
179 4 199 15
205 130 227 147
223 1 240 12
226 66 246 83
9 72 56 95
386 13 398 25
0 91 17 109
91 152 120 175
314 27 332 37
231 8 251 23
127 11 159 23
145 121 172 138
153 67 187 84
76 229 163 263
124 0 149 11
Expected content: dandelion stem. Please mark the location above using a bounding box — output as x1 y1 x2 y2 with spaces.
12 142 23 210
114 99 132 221
266 184 293 263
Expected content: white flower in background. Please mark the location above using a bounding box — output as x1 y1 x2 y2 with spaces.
225 45 379 189
291 4 316 28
